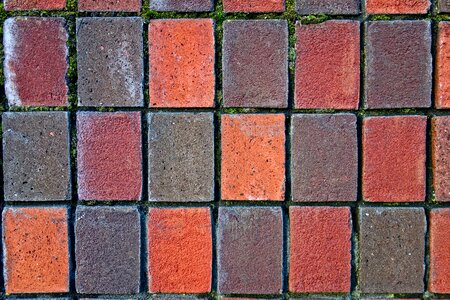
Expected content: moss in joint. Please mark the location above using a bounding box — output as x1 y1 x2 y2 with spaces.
298 14 330 25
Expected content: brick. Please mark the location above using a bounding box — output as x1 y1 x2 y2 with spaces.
3 112 71 201
152 297 207 300
433 117 450 202
223 0 285 12
148 113 214 202
148 208 212 293
222 20 288 108
362 116 426 202
439 0 450 12
365 21 432 108
289 207 352 292
429 209 450 293
3 207 69 293
4 17 68 107
436 23 450 108
77 112 142 201
150 0 213 11
217 207 283 294
149 19 215 108
221 114 285 201
366 0 429 13
75 206 140 294
77 17 144 107
359 207 425 293
4 0 65 10
296 0 359 14
78 0 141 11
295 21 360 109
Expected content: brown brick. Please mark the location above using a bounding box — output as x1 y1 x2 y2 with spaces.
78 0 141 11
224 0 285 12
436 22 450 109
4 0 65 10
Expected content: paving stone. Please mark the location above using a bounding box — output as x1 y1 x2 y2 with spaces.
429 209 450 293
4 0 65 10
150 0 213 11
366 0 430 13
296 0 359 14
432 116 450 202
148 113 214 202
223 0 285 12
3 112 71 201
436 22 450 109
439 0 450 12
78 0 141 11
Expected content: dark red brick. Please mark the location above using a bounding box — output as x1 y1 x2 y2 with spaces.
78 0 141 11
77 112 142 201
289 207 352 292
363 116 427 202
217 207 283 294
295 21 360 109
429 209 450 293
4 0 65 10
3 207 69 294
366 0 430 13
436 22 450 109
222 20 288 108
365 21 432 108
150 0 213 11
359 207 426 293
433 117 450 202
296 0 359 14
4 17 68 107
148 208 212 293
224 0 285 12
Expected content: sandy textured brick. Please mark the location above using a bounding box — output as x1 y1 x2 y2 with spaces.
359 207 426 293
365 21 432 108
149 19 215 108
77 17 143 107
289 207 352 292
4 17 68 107
295 21 360 109
222 20 288 108
366 0 429 13
363 116 426 202
221 114 285 201
78 0 141 11
3 207 69 294
4 0 65 10
77 112 142 201
292 114 357 202
224 0 285 12
148 113 214 202
150 0 213 11
3 112 71 201
429 209 450 293
148 208 212 293
439 0 450 11
436 22 450 108
296 0 359 14
218 207 283 294
433 117 450 202
75 206 140 294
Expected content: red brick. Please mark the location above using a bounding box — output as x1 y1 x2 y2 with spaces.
430 209 450 293
221 114 285 201
433 117 450 202
436 22 450 109
3 207 69 294
4 17 68 107
289 207 352 293
148 208 212 293
77 112 142 201
295 20 360 109
4 0 65 10
366 0 430 13
223 0 285 12
149 19 215 108
78 0 140 11
363 116 426 202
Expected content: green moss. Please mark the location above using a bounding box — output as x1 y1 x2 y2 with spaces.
298 14 330 25
369 14 391 21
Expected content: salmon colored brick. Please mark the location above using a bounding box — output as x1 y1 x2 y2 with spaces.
366 0 430 14
432 117 450 202
4 0 65 10
148 208 212 293
221 114 285 201
149 19 215 108
430 209 450 293
363 116 427 202
289 207 352 292
78 0 141 11
436 22 450 109
223 0 285 12
3 207 69 294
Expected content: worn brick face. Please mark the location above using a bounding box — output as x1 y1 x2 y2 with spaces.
363 116 427 202
433 116 450 202
221 114 285 201
439 0 450 12
296 0 359 14
78 0 141 11
366 0 430 13
150 0 213 11
149 19 215 108
3 207 69 294
148 208 212 293
4 17 68 107
436 22 450 109
218 207 283 294
4 0 65 10
429 209 450 293
223 0 285 12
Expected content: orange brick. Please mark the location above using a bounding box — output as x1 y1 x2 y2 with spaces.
436 22 450 109
366 0 430 14
429 209 450 293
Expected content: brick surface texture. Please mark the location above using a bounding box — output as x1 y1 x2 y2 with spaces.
223 0 285 12
432 116 450 202
78 0 141 11
150 0 213 11
436 22 450 108
429 209 450 293
296 0 360 14
366 0 430 13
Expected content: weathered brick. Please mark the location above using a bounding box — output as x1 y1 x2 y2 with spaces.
289 207 352 292
436 22 450 109
4 0 65 10
223 0 285 12
75 206 140 294
365 21 432 108
433 117 450 202
218 207 283 294
77 112 142 201
148 208 212 293
4 17 68 107
222 20 288 108
221 114 285 201
359 207 426 293
363 116 426 202
3 207 69 293
366 0 429 13
429 209 450 293
152 297 207 300
150 0 213 11
78 0 141 11
149 19 215 108
439 0 450 12
3 112 71 201
295 21 360 109
148 113 214 202
77 17 144 107
296 0 359 14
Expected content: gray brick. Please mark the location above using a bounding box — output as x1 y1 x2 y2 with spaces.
296 0 359 14
150 0 213 11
